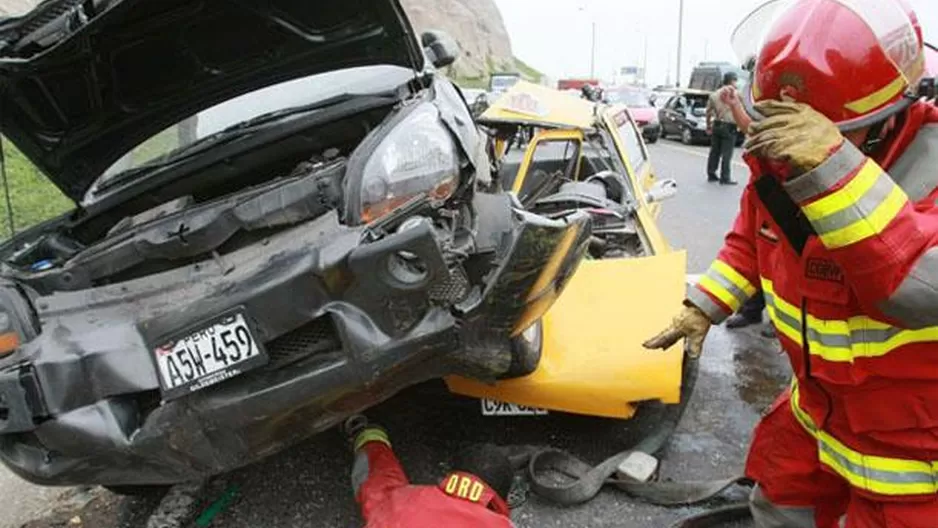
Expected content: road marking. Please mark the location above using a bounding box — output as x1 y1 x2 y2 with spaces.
655 142 749 169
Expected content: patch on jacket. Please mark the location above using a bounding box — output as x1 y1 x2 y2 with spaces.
806 258 844 284
758 222 779 243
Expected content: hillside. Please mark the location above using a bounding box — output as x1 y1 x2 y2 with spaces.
401 0 541 87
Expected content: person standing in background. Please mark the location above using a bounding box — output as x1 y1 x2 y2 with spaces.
706 72 741 185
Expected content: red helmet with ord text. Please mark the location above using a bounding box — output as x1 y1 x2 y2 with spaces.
732 0 926 131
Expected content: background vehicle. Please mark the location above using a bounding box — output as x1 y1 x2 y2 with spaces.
605 87 661 143
658 89 713 145
557 78 600 91
0 0 589 489
489 72 522 96
454 81 686 420
688 61 748 93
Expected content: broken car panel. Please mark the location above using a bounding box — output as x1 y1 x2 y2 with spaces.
0 0 591 486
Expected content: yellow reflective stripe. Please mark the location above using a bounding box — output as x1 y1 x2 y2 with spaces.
817 185 907 249
762 278 938 363
805 314 938 362
791 382 938 496
698 275 742 312
711 260 757 297
802 160 881 221
844 76 907 114
354 428 391 451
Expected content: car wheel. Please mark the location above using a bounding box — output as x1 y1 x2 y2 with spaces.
681 127 693 145
503 320 543 378
659 128 667 140
646 133 659 144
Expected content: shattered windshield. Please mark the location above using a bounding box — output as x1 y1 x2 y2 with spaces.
94 65 413 191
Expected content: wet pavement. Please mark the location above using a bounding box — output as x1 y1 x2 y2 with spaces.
7 140 792 528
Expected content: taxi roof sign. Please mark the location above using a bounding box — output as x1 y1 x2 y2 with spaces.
479 80 597 130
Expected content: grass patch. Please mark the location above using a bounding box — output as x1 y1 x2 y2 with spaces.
0 140 74 241
513 57 543 82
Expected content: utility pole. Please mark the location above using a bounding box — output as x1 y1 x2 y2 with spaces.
676 0 684 86
642 35 648 87
590 21 597 79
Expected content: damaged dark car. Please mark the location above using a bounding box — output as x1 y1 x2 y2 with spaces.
0 0 589 489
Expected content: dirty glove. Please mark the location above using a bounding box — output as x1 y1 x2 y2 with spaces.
642 304 712 359
745 101 843 175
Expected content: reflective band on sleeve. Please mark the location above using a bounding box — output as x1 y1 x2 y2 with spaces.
696 260 756 313
687 284 731 324
354 428 391 451
791 381 938 496
785 142 868 204
761 278 938 362
879 247 938 329
801 159 908 249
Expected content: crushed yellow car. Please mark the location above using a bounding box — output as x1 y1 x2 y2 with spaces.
446 81 688 419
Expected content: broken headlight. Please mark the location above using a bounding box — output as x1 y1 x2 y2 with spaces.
354 103 459 224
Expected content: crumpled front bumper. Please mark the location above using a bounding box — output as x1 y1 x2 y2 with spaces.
0 193 590 486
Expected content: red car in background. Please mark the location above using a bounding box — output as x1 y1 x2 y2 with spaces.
605 87 660 143
556 78 600 91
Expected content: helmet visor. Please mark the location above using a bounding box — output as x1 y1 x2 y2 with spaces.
731 0 924 89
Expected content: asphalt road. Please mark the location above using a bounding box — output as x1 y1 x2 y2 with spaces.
5 138 789 528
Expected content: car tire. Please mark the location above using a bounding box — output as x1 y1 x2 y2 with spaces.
502 320 543 379
645 133 659 144
681 127 693 145
659 128 667 140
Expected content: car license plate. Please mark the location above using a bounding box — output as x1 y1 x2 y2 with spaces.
481 399 548 416
152 311 267 400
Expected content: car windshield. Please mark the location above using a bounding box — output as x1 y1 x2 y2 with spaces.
686 94 709 117
94 65 414 191
607 90 651 107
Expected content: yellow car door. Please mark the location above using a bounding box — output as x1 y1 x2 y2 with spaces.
604 106 664 221
446 127 687 420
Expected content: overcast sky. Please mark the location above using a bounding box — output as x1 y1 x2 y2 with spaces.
494 0 938 86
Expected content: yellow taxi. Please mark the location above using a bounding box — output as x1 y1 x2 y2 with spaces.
446 81 689 420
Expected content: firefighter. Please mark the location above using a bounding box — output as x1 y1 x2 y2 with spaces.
645 0 938 526
344 415 515 527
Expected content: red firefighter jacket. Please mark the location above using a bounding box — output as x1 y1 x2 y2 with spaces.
354 437 513 528
690 101 938 499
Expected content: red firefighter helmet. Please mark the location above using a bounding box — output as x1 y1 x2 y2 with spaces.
732 0 926 131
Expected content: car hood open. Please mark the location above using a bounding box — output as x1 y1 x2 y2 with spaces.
0 0 423 201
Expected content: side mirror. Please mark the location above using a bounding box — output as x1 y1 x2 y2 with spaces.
645 178 678 204
421 30 460 69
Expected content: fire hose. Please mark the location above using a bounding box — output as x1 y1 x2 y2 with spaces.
512 356 755 528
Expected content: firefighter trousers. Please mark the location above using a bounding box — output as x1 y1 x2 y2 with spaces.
746 391 938 528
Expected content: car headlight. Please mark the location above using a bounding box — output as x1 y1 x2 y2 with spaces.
355 104 459 224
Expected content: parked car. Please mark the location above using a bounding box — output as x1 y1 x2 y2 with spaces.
0 0 592 489
658 89 714 145
453 81 687 419
605 87 661 143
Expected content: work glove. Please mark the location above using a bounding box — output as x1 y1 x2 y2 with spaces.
745 101 844 176
642 304 712 359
